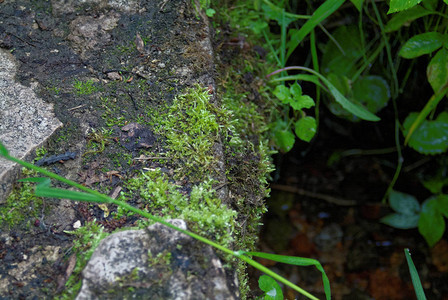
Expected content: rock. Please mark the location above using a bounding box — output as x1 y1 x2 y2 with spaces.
67 13 120 59
76 219 238 300
0 48 62 203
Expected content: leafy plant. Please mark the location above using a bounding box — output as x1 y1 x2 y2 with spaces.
381 190 448 247
0 141 329 300
270 81 316 151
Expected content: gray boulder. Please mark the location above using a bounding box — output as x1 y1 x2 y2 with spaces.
77 219 238 300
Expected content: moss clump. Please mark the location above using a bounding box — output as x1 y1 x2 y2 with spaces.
154 85 239 181
0 168 43 229
73 79 98 96
117 168 237 247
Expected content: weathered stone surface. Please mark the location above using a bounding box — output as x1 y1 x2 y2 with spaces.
0 0 268 298
77 219 238 300
0 48 62 203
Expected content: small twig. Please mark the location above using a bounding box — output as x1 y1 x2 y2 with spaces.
403 157 431 173
133 156 170 160
102 69 148 80
8 32 36 47
68 104 86 111
213 182 227 190
270 184 357 206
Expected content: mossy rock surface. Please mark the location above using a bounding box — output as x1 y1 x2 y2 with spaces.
0 0 272 298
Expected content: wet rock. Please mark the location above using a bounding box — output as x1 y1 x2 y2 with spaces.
67 13 120 59
77 219 238 300
0 48 62 203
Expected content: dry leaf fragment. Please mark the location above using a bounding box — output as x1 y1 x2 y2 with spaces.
135 33 145 54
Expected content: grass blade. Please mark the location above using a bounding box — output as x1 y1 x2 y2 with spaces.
404 248 427 300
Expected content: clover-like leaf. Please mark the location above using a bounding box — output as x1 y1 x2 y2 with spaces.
273 85 291 104
352 75 390 114
272 120 295 152
385 6 432 32
258 275 283 300
388 0 422 14
389 190 420 215
295 117 316 142
427 48 448 93
400 32 444 59
403 112 448 155
380 213 420 229
290 81 303 98
418 197 445 247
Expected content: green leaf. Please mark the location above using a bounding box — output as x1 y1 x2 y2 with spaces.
350 0 364 11
290 95 315 111
258 275 283 300
289 81 303 98
352 75 390 113
246 251 331 300
436 194 448 218
399 32 444 58
380 213 420 229
418 197 445 247
205 8 216 17
404 249 428 300
272 120 295 152
286 0 345 59
422 177 448 194
319 74 380 121
273 85 291 103
389 190 421 215
427 48 448 93
384 6 432 32
295 117 316 142
388 0 423 14
19 177 105 202
250 19 269 35
403 112 448 155
404 88 448 145
261 2 295 26
0 141 9 156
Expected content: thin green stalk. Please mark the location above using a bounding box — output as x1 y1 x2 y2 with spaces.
262 30 282 67
371 0 402 203
280 8 287 68
371 0 399 98
351 39 385 83
310 29 321 133
382 120 403 204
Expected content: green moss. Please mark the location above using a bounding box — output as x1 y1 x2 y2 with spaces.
153 85 239 181
116 168 237 247
34 146 48 161
73 79 98 95
147 250 172 267
0 168 43 229
100 96 127 127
